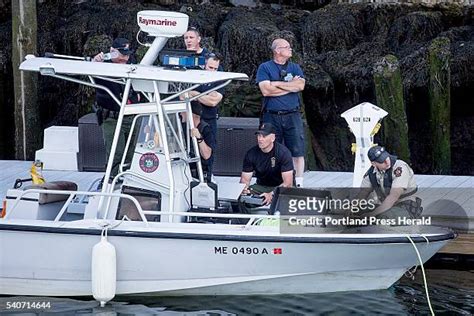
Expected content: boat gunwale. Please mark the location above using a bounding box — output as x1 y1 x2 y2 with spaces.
0 223 456 244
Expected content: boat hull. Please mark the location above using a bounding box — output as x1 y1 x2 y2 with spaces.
0 223 453 296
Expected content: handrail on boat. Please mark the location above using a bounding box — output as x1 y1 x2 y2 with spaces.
4 189 148 224
4 188 280 227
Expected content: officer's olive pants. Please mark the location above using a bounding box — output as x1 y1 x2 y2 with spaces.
101 116 134 177
377 200 420 221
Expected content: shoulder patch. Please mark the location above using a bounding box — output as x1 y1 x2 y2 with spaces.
394 166 403 177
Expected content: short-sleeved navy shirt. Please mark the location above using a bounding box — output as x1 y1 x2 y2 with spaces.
242 142 294 187
256 60 304 111
193 83 224 120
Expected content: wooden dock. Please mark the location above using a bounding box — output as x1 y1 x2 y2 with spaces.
1 159 472 255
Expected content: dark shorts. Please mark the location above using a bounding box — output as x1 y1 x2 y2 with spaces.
263 111 305 157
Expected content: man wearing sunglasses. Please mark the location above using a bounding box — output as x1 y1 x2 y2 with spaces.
180 55 224 178
359 146 422 220
92 37 140 177
256 38 306 188
185 54 224 137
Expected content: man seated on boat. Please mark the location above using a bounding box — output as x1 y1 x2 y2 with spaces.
92 37 140 177
239 123 294 207
187 102 216 182
358 146 422 220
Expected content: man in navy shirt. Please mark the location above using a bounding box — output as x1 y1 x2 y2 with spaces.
240 123 294 206
256 38 306 187
187 55 224 137
184 55 224 172
188 102 216 182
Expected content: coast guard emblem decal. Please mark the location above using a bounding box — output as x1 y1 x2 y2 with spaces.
139 152 159 173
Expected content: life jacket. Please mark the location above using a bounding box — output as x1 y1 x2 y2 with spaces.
367 155 396 201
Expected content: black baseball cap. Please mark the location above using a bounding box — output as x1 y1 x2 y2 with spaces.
112 38 132 55
368 146 390 163
255 123 276 136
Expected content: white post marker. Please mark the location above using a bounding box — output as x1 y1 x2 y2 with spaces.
341 102 388 187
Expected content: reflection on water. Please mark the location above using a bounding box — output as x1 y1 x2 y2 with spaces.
0 270 472 315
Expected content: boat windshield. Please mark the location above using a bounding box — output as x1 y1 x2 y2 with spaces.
135 112 185 157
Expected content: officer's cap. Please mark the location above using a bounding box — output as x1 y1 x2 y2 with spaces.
255 123 276 136
368 146 390 163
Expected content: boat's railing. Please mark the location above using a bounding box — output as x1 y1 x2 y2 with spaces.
5 188 279 228
103 170 172 220
4 189 147 224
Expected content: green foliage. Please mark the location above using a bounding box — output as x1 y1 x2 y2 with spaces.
221 83 262 117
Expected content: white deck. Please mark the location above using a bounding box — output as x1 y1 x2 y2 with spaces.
1 160 472 231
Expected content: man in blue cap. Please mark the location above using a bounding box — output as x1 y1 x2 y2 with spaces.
360 146 422 219
92 37 139 177
239 123 294 206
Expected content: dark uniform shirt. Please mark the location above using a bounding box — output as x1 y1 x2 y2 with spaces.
243 142 294 187
192 83 224 121
190 120 216 175
95 60 139 112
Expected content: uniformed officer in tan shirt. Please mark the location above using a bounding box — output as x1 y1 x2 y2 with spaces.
360 146 421 219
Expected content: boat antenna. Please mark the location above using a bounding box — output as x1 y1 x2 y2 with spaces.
44 52 91 61
136 11 189 66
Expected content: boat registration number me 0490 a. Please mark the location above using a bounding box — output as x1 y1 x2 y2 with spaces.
214 246 283 255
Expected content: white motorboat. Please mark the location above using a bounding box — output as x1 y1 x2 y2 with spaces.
0 10 454 303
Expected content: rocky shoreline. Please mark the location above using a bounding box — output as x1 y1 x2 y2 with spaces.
0 1 472 174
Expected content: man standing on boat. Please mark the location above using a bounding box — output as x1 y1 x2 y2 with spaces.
183 27 223 71
359 146 422 219
256 38 306 188
185 54 224 146
240 123 294 206
189 102 216 182
92 37 139 177
184 27 208 57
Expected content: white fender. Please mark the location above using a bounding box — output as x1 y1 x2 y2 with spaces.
341 102 388 187
91 230 116 307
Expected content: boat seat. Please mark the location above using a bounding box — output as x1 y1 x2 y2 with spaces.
23 181 78 205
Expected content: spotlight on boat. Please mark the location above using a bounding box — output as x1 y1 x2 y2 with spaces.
39 64 56 76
